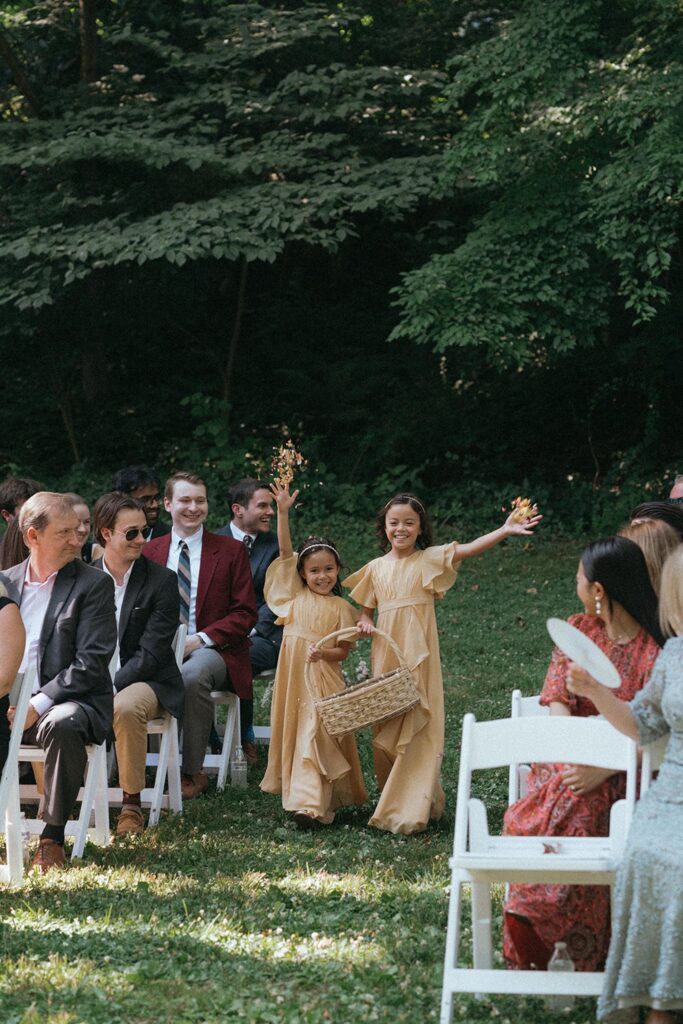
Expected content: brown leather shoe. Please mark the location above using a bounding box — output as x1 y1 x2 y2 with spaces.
115 805 145 837
243 740 259 767
181 770 209 800
32 838 66 873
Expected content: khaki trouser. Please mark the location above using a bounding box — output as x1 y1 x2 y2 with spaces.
113 683 164 795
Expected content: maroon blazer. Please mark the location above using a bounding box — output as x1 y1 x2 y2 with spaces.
144 530 258 698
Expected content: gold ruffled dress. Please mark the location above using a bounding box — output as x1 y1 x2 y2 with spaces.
260 556 367 822
344 544 459 834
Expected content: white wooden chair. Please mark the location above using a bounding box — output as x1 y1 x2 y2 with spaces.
0 666 38 886
440 713 638 1023
109 625 185 824
17 650 118 860
508 689 549 804
203 690 240 790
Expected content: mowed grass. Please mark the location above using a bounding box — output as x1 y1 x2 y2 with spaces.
0 535 601 1024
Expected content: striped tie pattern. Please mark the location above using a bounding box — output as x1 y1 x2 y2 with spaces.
177 541 191 627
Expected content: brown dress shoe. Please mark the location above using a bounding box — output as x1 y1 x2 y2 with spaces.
181 770 209 800
32 838 66 873
243 740 259 767
115 805 145 837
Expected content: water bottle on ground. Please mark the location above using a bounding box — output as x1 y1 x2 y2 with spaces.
545 941 575 1012
231 745 248 789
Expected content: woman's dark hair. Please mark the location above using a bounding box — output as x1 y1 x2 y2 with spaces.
0 516 28 570
581 536 665 646
376 493 433 552
296 535 343 595
630 501 683 541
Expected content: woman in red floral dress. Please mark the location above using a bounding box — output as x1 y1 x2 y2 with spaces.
503 537 664 972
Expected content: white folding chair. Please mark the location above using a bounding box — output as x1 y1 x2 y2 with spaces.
17 651 117 860
203 690 240 790
0 666 38 886
640 733 668 796
440 713 637 1023
508 689 549 804
110 625 185 824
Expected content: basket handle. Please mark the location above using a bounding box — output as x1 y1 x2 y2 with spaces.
303 625 408 703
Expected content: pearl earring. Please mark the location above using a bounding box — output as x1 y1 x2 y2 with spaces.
595 596 602 616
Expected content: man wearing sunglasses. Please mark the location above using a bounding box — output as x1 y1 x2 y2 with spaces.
92 492 183 836
111 465 171 542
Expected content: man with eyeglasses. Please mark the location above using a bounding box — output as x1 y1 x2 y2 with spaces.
92 492 183 836
111 465 171 541
0 492 117 871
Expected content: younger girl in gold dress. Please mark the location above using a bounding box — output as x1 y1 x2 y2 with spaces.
346 493 541 835
260 482 367 828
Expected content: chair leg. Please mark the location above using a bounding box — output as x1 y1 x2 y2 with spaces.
440 870 464 1024
71 744 109 860
216 697 239 791
5 772 24 887
471 882 493 970
148 719 170 827
167 720 182 815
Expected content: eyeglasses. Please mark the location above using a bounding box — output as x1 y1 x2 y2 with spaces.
138 494 160 507
668 497 683 507
114 527 147 541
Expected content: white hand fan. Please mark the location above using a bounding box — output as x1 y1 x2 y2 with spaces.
546 617 621 689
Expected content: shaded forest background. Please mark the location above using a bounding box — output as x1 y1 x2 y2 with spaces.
0 0 681 532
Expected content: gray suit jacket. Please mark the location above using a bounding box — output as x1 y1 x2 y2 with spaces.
0 557 117 744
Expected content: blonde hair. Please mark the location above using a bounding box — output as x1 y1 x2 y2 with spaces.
619 518 681 595
18 492 77 535
659 547 683 637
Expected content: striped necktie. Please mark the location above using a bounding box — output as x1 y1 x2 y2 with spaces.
177 541 191 627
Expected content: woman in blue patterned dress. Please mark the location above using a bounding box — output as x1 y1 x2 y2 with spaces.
568 545 683 1024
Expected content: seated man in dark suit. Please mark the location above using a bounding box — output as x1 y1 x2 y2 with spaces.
216 479 281 764
1 492 117 872
145 472 257 799
92 492 184 836
111 465 171 541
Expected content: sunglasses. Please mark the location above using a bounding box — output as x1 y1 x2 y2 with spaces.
114 527 147 541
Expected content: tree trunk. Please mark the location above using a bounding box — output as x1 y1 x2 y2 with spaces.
222 258 248 405
79 0 97 83
0 25 43 117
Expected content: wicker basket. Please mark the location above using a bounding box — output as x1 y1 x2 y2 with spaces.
304 626 420 737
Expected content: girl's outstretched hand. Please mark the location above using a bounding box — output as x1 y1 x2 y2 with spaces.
270 480 300 512
503 507 542 536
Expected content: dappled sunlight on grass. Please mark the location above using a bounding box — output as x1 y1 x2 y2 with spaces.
0 541 602 1022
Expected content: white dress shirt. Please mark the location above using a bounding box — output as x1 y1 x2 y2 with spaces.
102 559 134 674
18 564 58 717
166 527 211 645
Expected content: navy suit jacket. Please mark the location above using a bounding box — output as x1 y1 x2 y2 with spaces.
93 555 184 719
0 557 117 744
215 524 282 649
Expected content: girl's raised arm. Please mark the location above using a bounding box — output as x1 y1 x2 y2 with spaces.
270 482 300 559
452 508 542 562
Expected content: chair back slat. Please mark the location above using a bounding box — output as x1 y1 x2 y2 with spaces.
469 715 635 773
0 666 37 818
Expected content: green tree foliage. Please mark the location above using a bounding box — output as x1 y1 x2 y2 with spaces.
392 0 683 361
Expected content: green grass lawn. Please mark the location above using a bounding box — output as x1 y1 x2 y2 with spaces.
1 535 604 1024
